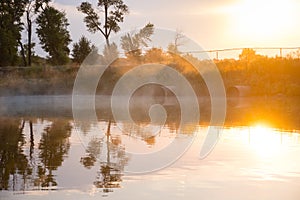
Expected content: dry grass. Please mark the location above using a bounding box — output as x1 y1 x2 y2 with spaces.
0 65 78 96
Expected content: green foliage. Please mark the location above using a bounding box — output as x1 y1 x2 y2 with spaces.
0 0 27 66
0 0 52 67
72 36 93 64
20 0 51 66
77 2 100 33
34 0 51 12
36 6 71 65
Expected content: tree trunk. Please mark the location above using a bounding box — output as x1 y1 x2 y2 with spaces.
18 40 27 66
104 4 110 47
106 37 110 47
27 10 32 66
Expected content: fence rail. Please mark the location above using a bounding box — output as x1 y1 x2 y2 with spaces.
184 47 300 60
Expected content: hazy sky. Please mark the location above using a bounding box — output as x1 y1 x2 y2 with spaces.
32 0 300 58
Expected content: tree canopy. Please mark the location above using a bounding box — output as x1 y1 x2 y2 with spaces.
19 0 51 66
78 0 129 45
0 0 27 66
36 6 72 65
72 36 94 64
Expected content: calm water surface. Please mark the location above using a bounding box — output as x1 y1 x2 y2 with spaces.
0 96 300 199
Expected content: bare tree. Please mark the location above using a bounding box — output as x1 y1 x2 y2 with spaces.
167 29 185 54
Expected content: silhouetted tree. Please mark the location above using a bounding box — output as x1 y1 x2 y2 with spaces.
72 36 94 64
0 1 27 66
36 6 71 65
19 0 51 66
77 0 129 46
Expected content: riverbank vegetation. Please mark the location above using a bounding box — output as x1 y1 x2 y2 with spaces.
1 48 300 96
1 1 299 96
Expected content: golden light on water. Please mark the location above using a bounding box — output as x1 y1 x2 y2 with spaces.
249 124 284 159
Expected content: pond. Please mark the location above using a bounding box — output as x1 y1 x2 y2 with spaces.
0 96 300 200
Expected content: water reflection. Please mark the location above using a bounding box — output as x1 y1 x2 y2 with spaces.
36 120 71 189
0 119 71 191
1 96 299 130
0 96 300 198
80 120 129 193
0 118 30 191
0 117 300 194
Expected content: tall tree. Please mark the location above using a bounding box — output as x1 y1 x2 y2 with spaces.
36 6 71 65
77 0 129 46
0 0 27 67
72 36 93 64
20 0 51 66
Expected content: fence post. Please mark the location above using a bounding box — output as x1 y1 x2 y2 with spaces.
280 48 282 58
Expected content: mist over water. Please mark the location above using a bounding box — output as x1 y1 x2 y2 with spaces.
0 95 299 129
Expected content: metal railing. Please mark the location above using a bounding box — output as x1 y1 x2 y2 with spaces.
184 47 300 60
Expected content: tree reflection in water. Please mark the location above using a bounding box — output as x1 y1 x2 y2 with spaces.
80 120 129 194
0 118 72 191
0 116 129 194
0 118 31 191
35 120 71 189
0 96 300 194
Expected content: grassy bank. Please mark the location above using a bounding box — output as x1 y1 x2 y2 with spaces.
0 66 77 95
1 55 300 96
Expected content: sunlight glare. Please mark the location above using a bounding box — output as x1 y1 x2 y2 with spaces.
249 124 283 159
232 0 295 41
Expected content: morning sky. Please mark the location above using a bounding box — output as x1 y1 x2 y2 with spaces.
32 0 300 58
